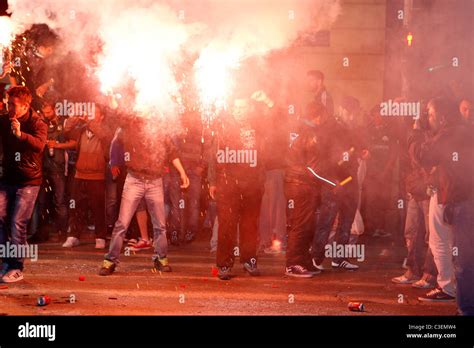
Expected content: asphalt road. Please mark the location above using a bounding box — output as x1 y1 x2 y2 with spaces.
0 236 456 316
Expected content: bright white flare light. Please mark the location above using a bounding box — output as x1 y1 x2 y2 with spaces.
194 45 242 118
0 17 15 47
95 6 188 118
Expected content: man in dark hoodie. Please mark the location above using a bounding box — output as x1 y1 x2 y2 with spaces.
311 101 367 271
208 93 267 280
0 86 47 283
409 97 474 314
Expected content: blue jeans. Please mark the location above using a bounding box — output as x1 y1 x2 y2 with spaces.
451 200 474 316
404 198 437 278
168 173 201 241
0 183 40 270
312 185 358 264
105 173 167 264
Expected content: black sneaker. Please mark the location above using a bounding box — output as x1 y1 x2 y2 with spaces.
243 262 260 276
154 257 172 272
306 261 322 275
418 287 455 302
332 260 359 270
285 265 314 278
99 259 116 276
218 266 231 280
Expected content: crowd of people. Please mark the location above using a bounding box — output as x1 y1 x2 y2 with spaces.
0 25 472 316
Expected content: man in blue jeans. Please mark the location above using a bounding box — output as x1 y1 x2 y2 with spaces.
99 115 189 275
0 86 47 283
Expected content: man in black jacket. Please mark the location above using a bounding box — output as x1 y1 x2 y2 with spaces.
284 101 323 278
208 95 266 280
0 86 47 283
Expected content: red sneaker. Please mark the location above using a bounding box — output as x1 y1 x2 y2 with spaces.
130 239 152 251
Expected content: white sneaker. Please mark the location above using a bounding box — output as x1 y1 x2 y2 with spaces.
392 273 419 284
332 260 359 270
412 278 436 289
62 236 80 248
1 269 23 283
95 238 106 249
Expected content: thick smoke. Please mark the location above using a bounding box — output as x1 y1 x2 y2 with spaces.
6 0 341 128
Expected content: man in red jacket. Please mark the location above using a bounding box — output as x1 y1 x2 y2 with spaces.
0 86 47 283
62 106 114 250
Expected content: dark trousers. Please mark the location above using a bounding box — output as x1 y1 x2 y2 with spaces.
452 200 474 316
68 178 106 239
216 176 263 268
30 172 68 239
312 184 358 264
168 173 202 241
364 175 390 233
0 182 40 270
285 183 318 267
